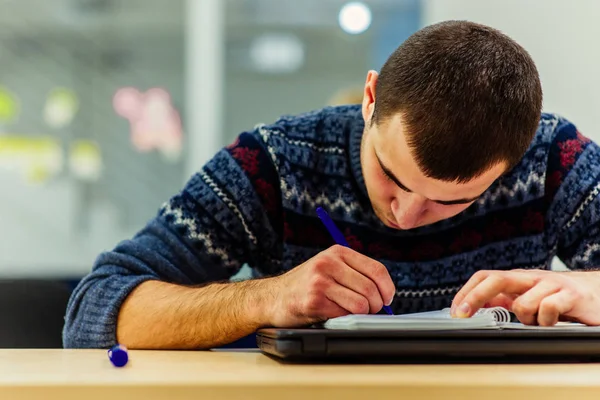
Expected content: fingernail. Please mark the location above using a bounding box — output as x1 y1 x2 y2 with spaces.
385 296 394 306
457 303 470 317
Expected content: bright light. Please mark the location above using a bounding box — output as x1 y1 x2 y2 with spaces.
69 140 102 182
250 34 304 74
44 88 79 129
338 2 372 35
0 86 19 123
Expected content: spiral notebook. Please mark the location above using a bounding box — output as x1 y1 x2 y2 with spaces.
323 307 600 331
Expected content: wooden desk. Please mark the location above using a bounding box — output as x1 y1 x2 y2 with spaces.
1 349 600 400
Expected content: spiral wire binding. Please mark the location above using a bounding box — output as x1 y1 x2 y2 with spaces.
477 307 511 323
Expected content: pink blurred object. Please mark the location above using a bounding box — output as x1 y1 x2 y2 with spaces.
113 87 183 158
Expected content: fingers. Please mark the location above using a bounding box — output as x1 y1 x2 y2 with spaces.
453 271 537 317
511 280 560 325
537 291 575 326
303 246 393 318
482 293 517 311
448 269 592 327
452 271 489 314
331 245 396 306
324 282 371 315
316 299 352 320
328 260 384 314
302 274 362 321
452 269 544 314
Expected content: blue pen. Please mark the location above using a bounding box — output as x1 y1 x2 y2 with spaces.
316 206 394 315
108 344 129 367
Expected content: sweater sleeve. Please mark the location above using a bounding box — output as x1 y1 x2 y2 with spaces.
545 118 600 269
63 128 284 348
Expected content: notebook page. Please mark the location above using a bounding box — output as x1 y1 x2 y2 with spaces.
323 307 509 330
499 322 600 331
396 307 511 322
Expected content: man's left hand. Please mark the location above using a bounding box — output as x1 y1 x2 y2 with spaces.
451 269 600 326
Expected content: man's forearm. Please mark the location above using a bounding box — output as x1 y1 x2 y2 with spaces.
116 279 274 349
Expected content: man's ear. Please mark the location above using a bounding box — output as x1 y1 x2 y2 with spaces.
361 70 378 125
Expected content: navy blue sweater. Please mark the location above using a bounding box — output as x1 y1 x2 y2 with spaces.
63 105 600 348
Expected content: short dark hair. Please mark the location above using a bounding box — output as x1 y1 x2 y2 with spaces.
374 20 543 183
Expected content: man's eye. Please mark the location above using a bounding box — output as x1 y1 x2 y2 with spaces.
382 169 393 182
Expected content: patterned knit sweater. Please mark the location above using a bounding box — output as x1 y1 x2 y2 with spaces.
63 105 600 348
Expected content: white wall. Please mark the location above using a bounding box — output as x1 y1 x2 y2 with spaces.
423 0 600 142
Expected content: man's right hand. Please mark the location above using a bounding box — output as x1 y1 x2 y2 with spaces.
115 245 395 349
263 245 396 327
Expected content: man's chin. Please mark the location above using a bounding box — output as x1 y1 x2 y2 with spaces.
385 218 401 229
377 213 434 230
372 207 437 230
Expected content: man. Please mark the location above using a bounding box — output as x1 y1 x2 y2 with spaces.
63 20 600 349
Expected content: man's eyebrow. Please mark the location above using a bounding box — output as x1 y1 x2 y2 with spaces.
375 153 483 205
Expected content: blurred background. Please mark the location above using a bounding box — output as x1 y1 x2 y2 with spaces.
0 0 598 346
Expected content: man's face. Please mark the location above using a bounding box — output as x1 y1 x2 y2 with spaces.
359 72 506 230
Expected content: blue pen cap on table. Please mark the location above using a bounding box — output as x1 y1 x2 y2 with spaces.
108 344 129 367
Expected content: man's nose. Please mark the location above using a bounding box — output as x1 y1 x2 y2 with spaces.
391 195 426 230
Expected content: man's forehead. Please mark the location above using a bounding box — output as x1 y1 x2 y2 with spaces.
372 114 412 159
371 128 505 203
